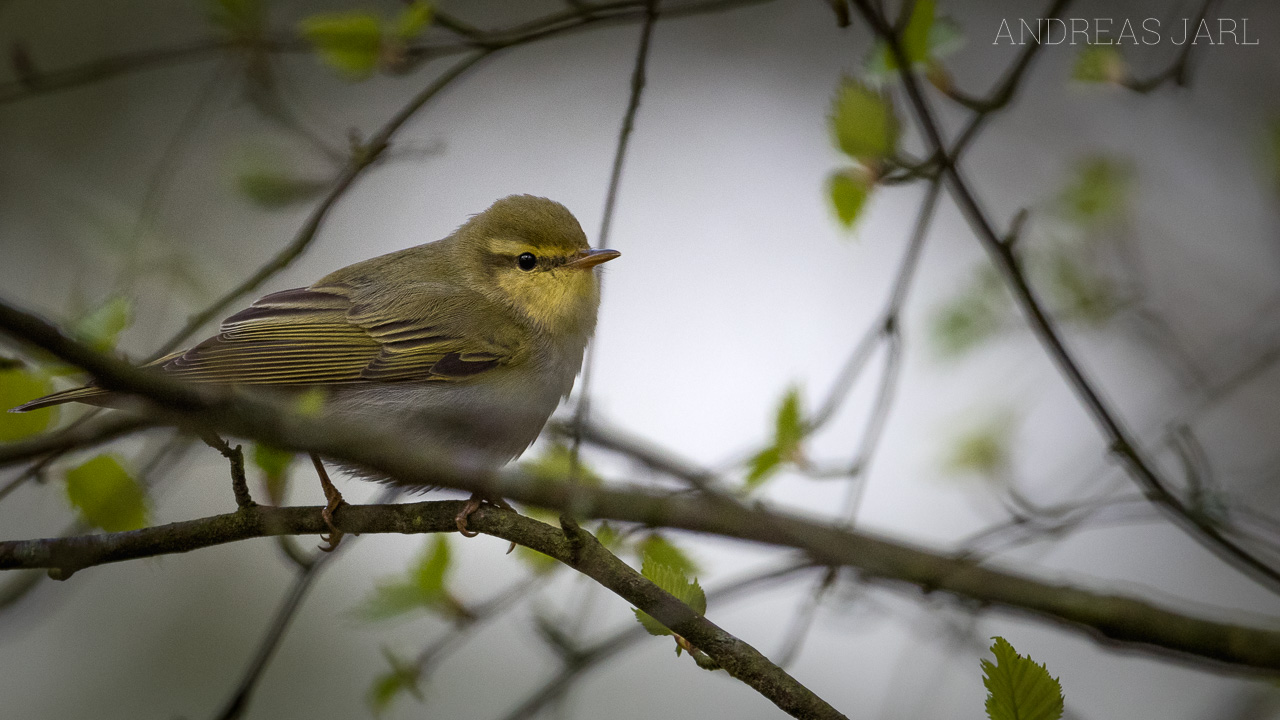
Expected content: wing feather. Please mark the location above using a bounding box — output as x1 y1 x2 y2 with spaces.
153 283 520 386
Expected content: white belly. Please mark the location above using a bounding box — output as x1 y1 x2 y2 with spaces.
322 350 581 484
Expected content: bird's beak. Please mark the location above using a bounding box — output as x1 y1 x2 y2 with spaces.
565 248 621 270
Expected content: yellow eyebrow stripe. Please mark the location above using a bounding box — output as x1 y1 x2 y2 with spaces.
485 237 538 255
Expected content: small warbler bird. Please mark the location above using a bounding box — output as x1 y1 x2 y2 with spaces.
15 195 619 548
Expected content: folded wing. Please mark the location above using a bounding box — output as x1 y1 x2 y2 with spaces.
157 284 516 385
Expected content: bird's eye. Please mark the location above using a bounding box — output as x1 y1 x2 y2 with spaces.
517 252 537 271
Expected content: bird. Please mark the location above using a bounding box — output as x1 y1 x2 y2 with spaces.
13 194 619 549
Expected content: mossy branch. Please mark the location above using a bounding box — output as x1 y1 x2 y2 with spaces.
2 299 1280 680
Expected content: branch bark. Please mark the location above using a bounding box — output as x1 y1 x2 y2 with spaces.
1 299 1280 676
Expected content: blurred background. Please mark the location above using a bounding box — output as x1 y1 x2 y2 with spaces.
1 0 1279 718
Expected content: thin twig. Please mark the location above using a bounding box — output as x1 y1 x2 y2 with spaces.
0 415 155 469
147 50 492 359
211 555 329 720
849 0 1280 594
0 432 194 612
0 38 243 105
551 416 720 492
570 0 660 482
0 0 773 106
2 490 1279 673
596 0 658 251
202 434 255 509
212 489 402 720
2 299 1278 673
810 178 941 432
403 574 548 693
500 561 816 720
775 566 838 668
1123 0 1218 93
941 0 1072 112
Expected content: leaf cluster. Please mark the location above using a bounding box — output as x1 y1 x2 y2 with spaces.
982 637 1065 720
745 386 806 490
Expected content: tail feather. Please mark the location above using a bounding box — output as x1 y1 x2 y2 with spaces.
10 386 110 413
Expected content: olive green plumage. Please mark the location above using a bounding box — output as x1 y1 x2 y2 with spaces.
15 194 619 476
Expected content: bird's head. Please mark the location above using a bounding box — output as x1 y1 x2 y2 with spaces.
455 195 619 336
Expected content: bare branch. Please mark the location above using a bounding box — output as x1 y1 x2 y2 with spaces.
201 435 255 510
848 0 1280 594
2 298 1280 674
1122 0 1218 93
501 561 816 720
941 0 1072 113
147 50 492 358
0 415 155 469
211 551 334 720
212 487 399 720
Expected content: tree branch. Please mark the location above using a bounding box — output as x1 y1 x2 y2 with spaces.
1122 0 1217 93
2 298 1280 675
147 50 492 358
2 492 1279 676
847 0 1280 595
501 561 817 720
0 414 155 469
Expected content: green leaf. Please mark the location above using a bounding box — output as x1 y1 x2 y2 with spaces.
295 387 328 416
982 637 1064 720
745 445 782 489
250 443 294 479
300 12 383 79
637 534 700 576
414 534 451 596
775 385 804 450
237 168 328 208
866 10 963 78
1041 251 1118 326
516 544 561 574
1072 45 1126 85
360 582 432 621
521 441 601 486
931 298 999 356
74 296 132 352
829 169 871 229
945 415 1013 478
250 443 294 504
829 77 899 163
931 266 1009 357
632 554 707 637
633 608 671 637
595 521 621 550
395 0 434 41
1058 157 1133 224
65 454 148 532
0 368 57 442
745 385 806 490
368 647 423 715
899 0 936 67
359 536 452 620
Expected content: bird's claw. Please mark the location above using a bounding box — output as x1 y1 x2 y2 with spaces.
456 494 517 553
319 496 347 552
455 494 483 538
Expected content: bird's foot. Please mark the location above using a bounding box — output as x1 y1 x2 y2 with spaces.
455 493 516 546
312 453 348 552
319 494 347 553
455 493 484 538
